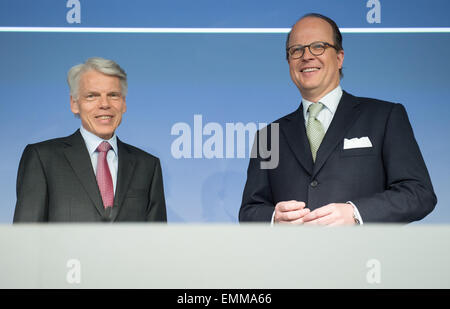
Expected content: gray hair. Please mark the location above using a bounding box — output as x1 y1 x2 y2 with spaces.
67 57 128 100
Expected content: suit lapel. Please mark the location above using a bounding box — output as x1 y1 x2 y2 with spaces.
62 130 105 217
110 139 136 221
312 91 362 177
280 105 314 175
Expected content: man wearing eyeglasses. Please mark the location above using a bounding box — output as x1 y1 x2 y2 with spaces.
239 13 436 225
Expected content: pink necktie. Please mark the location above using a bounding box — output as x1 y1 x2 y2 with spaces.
96 141 114 208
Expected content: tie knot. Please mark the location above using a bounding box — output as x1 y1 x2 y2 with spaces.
308 102 324 119
97 141 112 153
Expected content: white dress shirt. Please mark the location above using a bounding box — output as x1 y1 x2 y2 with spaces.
302 85 342 132
79 126 119 194
271 85 363 225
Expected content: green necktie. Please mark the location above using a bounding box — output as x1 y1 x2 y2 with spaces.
306 103 325 162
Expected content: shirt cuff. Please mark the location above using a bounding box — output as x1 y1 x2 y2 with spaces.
347 201 363 225
270 211 275 226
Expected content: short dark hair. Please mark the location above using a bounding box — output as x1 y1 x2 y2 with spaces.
285 13 343 78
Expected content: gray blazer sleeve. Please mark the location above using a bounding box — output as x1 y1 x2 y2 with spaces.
14 145 49 222
146 158 167 222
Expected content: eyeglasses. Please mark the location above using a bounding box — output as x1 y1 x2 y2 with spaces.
286 41 338 59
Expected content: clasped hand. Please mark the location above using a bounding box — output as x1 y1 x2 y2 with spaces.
274 200 355 226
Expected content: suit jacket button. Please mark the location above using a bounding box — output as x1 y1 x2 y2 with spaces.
310 180 318 187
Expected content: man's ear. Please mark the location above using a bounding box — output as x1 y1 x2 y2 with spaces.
337 49 344 69
70 96 80 115
122 97 127 113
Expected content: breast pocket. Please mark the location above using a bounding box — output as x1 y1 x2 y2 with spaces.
125 188 147 198
340 146 376 157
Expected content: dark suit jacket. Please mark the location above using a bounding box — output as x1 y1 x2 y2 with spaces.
239 91 436 223
14 130 167 222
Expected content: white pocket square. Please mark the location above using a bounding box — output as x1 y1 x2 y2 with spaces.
343 137 373 149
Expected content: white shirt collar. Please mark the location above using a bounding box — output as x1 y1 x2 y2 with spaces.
302 85 343 119
79 125 118 156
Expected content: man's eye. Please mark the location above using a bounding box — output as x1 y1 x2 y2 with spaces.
311 43 325 50
291 46 304 55
109 93 121 99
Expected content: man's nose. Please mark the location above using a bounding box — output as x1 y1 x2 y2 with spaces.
302 47 315 60
98 95 111 108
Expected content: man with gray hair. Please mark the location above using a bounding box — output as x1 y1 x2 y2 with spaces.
14 57 167 222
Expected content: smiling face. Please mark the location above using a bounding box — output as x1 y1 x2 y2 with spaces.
287 17 344 102
70 70 126 140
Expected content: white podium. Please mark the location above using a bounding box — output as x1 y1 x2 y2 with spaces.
1 224 449 288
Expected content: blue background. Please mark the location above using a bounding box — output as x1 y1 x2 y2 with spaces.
1 0 449 223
